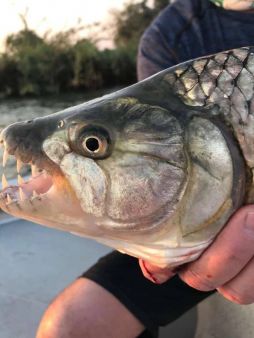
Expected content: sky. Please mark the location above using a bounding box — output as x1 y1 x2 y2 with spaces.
0 0 134 50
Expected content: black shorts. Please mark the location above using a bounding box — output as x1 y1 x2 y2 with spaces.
81 251 215 338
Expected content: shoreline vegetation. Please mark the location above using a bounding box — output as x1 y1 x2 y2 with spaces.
0 0 169 99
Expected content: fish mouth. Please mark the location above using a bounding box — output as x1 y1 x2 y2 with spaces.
0 145 55 211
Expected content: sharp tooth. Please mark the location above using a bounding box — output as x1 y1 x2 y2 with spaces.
32 190 38 198
17 159 23 173
19 187 26 201
2 174 9 189
18 174 25 185
7 194 12 204
31 164 37 177
3 149 9 167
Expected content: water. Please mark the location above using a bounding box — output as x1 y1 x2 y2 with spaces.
0 90 108 128
0 90 110 180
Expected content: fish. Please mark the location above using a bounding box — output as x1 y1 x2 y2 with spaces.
0 46 253 268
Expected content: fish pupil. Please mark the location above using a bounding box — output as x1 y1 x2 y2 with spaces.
85 137 100 152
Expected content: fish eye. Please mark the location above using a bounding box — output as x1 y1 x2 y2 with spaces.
80 128 110 158
68 124 112 159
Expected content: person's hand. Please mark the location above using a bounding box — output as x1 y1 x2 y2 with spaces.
139 205 254 305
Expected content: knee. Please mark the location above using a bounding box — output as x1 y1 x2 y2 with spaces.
36 300 69 338
36 277 144 338
36 281 85 338
36 278 109 338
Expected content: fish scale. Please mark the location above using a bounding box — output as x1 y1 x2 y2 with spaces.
165 47 254 168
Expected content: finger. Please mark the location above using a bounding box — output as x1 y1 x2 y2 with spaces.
179 205 254 291
139 259 175 284
217 256 254 305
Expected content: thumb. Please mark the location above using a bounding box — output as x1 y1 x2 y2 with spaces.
139 259 176 284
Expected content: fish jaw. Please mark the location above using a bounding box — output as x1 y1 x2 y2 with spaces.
0 159 86 232
0 121 94 232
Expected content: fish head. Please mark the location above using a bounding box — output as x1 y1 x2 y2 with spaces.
0 48 248 267
0 95 187 240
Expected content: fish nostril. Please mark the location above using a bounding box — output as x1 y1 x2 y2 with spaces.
57 120 65 128
26 120 33 124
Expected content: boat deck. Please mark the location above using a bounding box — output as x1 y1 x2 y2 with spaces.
0 217 253 338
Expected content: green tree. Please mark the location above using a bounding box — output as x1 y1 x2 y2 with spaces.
153 0 170 11
72 39 102 89
113 0 170 48
113 1 154 48
5 29 44 55
0 54 20 96
0 0 171 98
4 29 74 95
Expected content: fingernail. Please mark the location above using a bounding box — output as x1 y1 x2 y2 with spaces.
244 212 254 230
